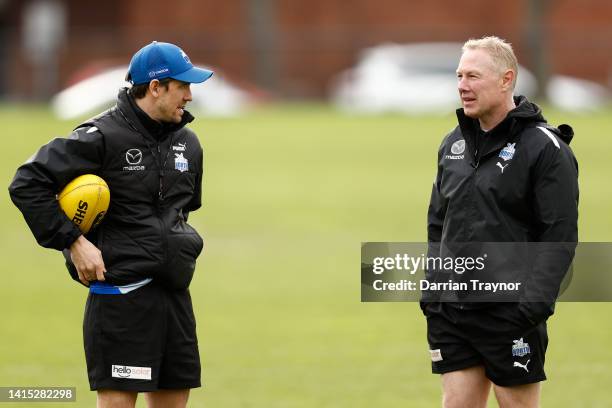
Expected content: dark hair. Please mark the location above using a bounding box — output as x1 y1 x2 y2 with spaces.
129 78 172 99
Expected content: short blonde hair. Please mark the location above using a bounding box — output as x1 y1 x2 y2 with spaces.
462 36 518 89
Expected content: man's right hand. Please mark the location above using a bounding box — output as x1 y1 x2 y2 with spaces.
69 235 106 286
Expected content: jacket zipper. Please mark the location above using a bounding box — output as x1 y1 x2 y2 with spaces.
117 105 171 273
157 144 165 201
157 142 168 269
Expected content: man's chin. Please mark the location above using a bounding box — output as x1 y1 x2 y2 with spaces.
462 106 480 118
174 110 186 123
161 117 182 125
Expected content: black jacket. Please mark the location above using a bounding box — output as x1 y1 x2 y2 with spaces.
425 96 579 324
9 88 204 290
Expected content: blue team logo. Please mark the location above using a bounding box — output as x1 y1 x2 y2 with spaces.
174 153 189 172
512 338 531 357
499 143 516 161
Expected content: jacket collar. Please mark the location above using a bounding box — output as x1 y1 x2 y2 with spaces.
116 87 194 140
456 95 546 163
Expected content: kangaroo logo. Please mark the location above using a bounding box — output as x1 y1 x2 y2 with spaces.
513 359 530 372
174 153 189 172
512 337 531 357
496 162 508 174
499 142 516 161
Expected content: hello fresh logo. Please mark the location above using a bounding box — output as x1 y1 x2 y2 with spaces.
111 364 152 380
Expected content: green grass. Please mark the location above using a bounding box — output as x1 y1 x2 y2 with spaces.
1 104 611 407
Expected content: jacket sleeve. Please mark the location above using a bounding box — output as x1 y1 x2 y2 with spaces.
427 143 446 245
186 147 203 213
519 137 579 324
422 139 448 307
184 143 203 218
8 127 105 251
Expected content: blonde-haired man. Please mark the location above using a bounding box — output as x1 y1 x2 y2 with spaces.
423 36 578 407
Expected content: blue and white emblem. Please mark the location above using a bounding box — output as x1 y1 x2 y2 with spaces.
174 153 189 172
512 338 531 357
180 50 191 64
499 143 516 161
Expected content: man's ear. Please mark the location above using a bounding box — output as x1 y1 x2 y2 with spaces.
501 69 515 92
148 80 161 98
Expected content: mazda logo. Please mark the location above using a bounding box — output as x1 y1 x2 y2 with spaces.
451 140 465 155
126 149 143 165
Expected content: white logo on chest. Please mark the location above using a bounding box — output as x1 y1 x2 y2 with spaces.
496 162 508 173
451 139 466 154
123 148 145 171
125 149 142 165
445 139 465 160
172 142 186 151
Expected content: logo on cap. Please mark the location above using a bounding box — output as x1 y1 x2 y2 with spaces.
180 50 191 64
127 41 213 85
148 68 170 78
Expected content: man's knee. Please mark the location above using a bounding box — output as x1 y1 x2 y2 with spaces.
144 389 190 408
442 366 491 408
96 389 138 408
443 388 489 408
494 382 541 408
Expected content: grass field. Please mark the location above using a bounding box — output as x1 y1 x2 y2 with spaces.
1 103 611 407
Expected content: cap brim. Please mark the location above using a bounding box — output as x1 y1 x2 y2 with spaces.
171 67 214 84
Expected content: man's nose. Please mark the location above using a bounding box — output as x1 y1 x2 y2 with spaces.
184 86 192 101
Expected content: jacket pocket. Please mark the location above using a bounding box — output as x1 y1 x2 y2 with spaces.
518 301 554 326
63 227 106 287
98 225 163 285
63 248 87 286
162 220 204 290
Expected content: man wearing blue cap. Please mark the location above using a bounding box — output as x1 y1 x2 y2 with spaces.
9 41 213 408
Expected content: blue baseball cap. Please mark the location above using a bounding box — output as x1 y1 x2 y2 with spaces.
126 41 213 85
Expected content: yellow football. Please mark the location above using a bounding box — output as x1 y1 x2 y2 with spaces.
58 174 110 234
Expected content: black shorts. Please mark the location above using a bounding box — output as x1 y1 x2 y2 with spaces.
425 302 548 387
83 281 201 391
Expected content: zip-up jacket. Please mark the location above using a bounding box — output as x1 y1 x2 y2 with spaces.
425 96 579 325
9 88 204 290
